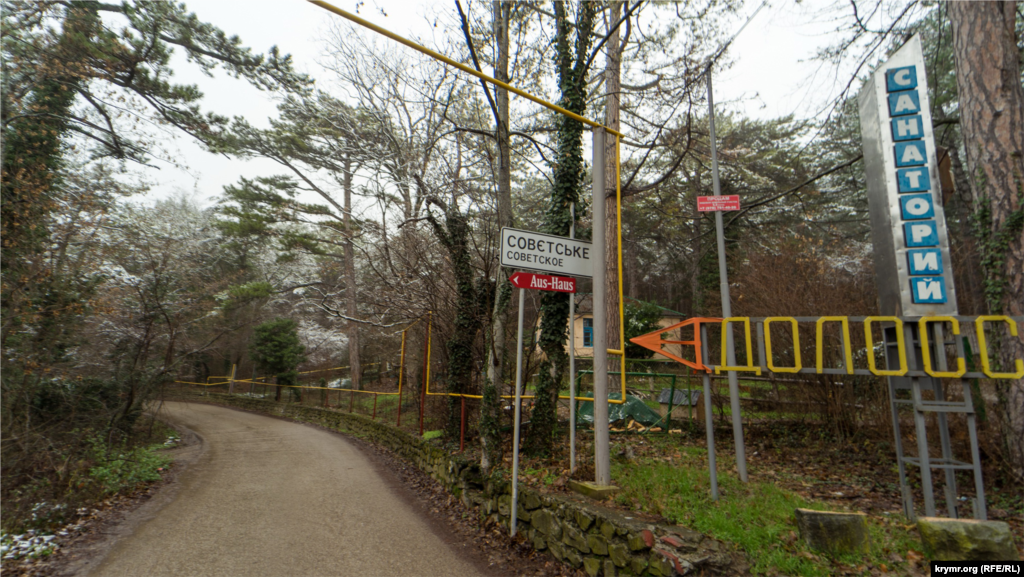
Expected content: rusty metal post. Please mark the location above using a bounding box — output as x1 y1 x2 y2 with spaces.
420 314 431 436
397 328 407 427
372 394 378 420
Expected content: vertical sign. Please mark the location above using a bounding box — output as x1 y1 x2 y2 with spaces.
858 35 958 316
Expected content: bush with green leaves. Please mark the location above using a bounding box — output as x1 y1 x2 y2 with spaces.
624 299 664 363
86 435 170 495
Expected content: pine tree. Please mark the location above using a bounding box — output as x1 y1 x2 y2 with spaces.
250 319 306 403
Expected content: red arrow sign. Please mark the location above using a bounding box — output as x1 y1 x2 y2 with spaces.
697 195 740 212
509 272 576 293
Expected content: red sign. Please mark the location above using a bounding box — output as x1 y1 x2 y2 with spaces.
697 195 740 212
509 272 576 293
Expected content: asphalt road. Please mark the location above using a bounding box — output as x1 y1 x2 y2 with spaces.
88 402 487 577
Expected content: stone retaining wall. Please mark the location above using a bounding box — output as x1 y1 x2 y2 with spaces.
167 392 742 576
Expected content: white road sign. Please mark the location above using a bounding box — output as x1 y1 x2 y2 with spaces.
500 227 592 278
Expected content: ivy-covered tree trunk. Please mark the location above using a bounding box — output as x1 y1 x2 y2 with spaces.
525 1 597 456
948 1 1024 482
1 0 92 270
481 0 513 472
426 197 486 441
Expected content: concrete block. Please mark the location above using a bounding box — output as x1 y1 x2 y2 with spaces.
569 480 620 501
794 508 870 556
917 517 1020 561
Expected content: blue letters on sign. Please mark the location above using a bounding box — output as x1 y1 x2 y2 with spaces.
910 276 947 304
886 66 918 92
904 221 939 247
894 141 927 167
891 116 923 141
900 193 935 220
887 91 921 116
897 167 930 193
907 248 943 275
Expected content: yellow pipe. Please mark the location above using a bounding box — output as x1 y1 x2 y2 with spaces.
306 0 621 137
615 134 626 402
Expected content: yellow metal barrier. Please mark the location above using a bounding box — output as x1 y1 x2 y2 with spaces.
815 316 854 374
716 317 761 375
764 317 801 373
864 316 907 376
975 316 1024 379
919 317 966 378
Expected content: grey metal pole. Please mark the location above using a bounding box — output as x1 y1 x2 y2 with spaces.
569 203 577 474
510 287 526 536
592 127 610 486
700 324 719 500
707 69 748 483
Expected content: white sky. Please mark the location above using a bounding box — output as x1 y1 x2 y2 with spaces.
140 0 857 206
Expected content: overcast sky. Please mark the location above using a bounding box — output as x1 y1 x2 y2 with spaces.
140 0 860 207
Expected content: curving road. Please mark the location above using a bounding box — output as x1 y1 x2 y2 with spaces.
88 402 487 577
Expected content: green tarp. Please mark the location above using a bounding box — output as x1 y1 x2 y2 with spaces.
575 393 662 426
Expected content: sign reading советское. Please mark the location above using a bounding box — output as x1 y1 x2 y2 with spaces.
500 227 592 278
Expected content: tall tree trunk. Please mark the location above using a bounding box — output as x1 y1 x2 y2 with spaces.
343 156 361 391
946 145 987 315
482 0 512 472
604 0 623 370
526 1 596 456
948 1 1024 482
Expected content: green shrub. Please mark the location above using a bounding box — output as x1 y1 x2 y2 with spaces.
86 436 170 495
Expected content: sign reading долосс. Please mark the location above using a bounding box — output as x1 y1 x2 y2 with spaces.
500 227 592 278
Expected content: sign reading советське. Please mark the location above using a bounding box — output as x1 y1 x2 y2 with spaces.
500 227 592 278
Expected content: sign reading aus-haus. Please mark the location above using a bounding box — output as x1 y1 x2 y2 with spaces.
858 35 958 316
500 227 592 278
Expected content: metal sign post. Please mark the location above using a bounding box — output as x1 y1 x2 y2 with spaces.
592 127 610 486
509 272 578 535
630 317 720 500
700 324 720 500
707 70 748 483
568 203 577 475
510 288 526 537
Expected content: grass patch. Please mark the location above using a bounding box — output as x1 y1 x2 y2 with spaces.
611 439 920 575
